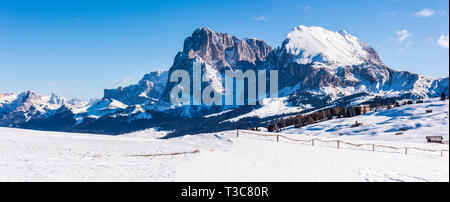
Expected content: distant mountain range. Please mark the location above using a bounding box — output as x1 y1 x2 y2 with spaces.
1 25 448 137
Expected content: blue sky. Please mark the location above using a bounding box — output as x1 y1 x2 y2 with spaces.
1 0 449 99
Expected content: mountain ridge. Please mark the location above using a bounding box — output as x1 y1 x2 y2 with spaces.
1 25 448 135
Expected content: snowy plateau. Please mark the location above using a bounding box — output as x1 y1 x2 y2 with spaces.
0 98 448 182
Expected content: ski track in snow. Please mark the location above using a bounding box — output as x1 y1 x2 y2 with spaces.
0 99 448 182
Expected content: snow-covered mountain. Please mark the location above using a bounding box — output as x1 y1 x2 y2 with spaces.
160 26 448 121
160 27 272 103
0 91 69 126
160 26 447 105
274 26 447 99
282 25 383 67
1 25 448 135
104 71 168 105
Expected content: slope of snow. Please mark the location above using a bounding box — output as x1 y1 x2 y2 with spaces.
85 99 128 115
1 98 448 182
121 128 171 139
67 99 98 114
205 109 234 118
284 25 378 67
0 126 447 182
225 97 313 123
0 93 18 105
0 127 233 182
176 135 448 182
281 98 449 144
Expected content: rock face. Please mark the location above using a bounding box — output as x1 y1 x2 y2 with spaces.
162 28 273 102
103 71 168 105
183 28 272 69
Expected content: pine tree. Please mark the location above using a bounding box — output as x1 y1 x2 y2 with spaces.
326 109 333 120
306 116 315 124
441 93 447 101
321 110 327 120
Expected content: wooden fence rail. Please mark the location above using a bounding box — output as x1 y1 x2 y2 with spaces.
238 130 449 157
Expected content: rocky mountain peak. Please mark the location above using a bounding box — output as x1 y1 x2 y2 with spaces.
17 91 40 104
46 93 67 105
183 27 234 56
181 27 272 69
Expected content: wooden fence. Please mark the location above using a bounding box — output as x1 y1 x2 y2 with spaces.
238 130 449 157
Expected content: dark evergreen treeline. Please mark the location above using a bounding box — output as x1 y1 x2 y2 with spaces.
265 99 426 133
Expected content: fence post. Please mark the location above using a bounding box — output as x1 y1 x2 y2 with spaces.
441 150 443 157
405 147 408 155
337 141 340 149
312 139 315 146
236 129 239 138
372 144 375 152
276 135 279 142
